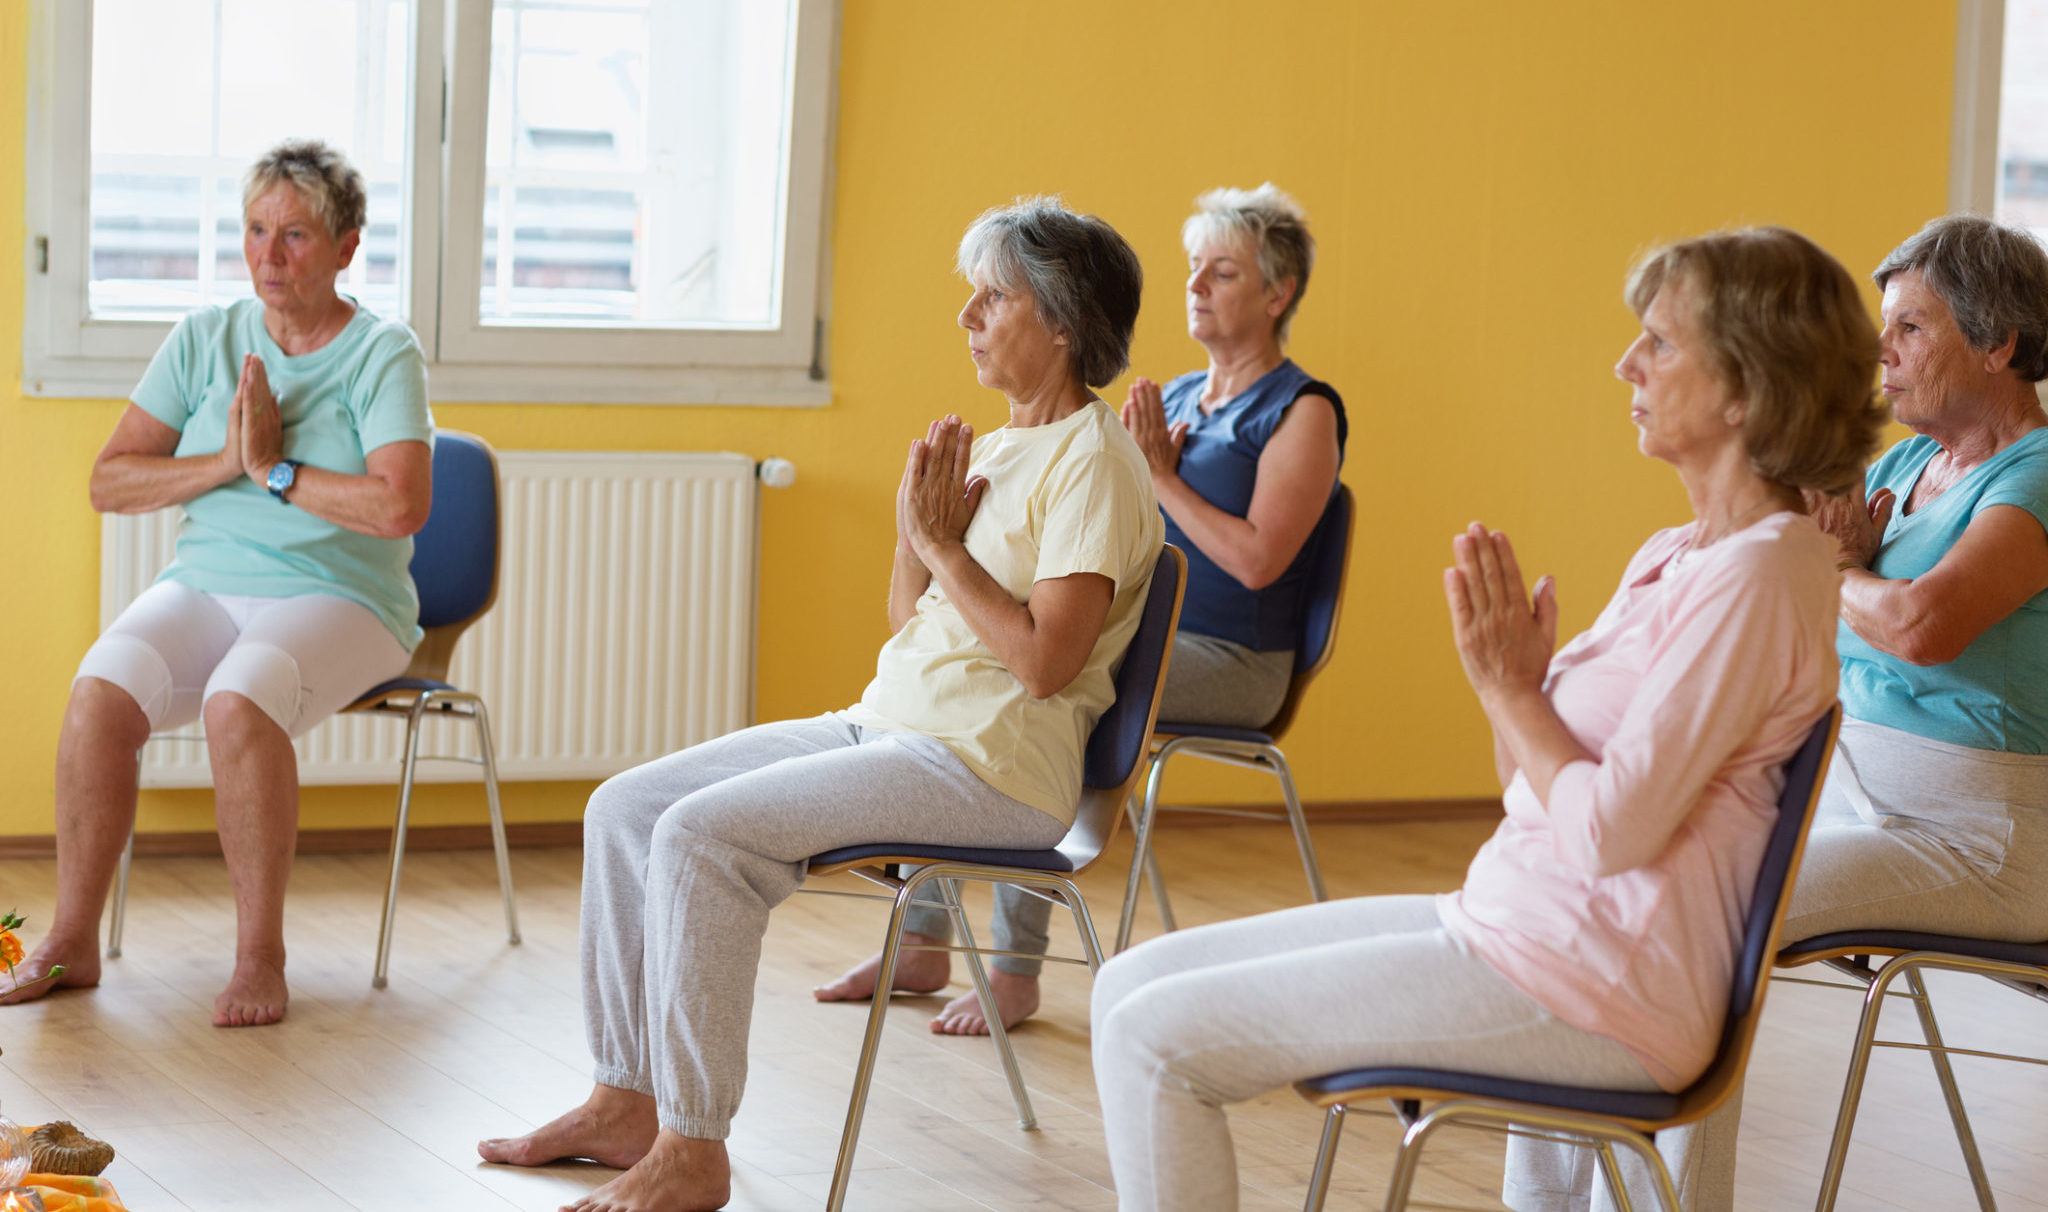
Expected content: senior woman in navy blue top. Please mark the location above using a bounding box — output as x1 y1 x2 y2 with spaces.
1125 183 1346 726
815 184 1346 1035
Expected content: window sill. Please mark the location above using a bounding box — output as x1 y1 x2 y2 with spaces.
22 357 833 407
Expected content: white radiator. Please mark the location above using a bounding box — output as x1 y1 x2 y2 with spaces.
101 451 764 788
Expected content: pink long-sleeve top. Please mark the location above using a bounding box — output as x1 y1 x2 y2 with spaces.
1438 512 1840 1091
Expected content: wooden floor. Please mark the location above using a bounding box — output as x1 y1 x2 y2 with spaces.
2 817 2046 1211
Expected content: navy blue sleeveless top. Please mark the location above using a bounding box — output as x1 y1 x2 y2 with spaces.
1160 360 1347 651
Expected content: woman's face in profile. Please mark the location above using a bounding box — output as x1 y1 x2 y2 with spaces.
958 276 1067 398
1879 269 1984 432
1185 236 1277 346
1614 278 1744 468
244 183 357 315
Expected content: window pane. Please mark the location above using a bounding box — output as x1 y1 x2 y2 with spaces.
2000 0 2048 235
89 0 412 321
479 0 794 327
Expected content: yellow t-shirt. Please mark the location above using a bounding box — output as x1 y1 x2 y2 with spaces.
845 399 1164 825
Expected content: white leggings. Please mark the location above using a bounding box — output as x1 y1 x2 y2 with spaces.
74 581 412 737
1091 895 1659 1211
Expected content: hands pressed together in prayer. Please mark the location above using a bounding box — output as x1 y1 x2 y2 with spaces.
898 414 988 566
1120 377 1188 482
1444 523 1558 706
219 353 286 485
1804 482 1894 571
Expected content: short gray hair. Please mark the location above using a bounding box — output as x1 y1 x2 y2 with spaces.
1181 183 1315 343
956 197 1144 389
1874 215 2048 382
242 139 367 239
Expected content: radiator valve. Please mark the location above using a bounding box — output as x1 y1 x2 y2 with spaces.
757 457 797 489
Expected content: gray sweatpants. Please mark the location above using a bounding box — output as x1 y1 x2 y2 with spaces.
1091 894 1661 1211
902 632 1294 974
1506 718 2048 1212
579 712 1067 1139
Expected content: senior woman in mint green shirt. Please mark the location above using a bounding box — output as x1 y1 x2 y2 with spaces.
0 139 432 1029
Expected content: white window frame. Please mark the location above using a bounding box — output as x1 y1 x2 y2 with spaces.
1953 0 2005 215
21 0 838 405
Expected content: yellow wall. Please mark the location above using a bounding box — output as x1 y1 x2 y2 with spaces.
0 2 1956 838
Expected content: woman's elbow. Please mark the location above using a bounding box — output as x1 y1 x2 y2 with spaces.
1881 618 1970 667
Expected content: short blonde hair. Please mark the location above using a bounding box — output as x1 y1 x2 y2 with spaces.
242 139 367 239
1626 227 1885 495
1181 184 1314 343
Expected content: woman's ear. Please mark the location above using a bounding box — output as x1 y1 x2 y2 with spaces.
1266 277 1298 319
1985 329 2020 376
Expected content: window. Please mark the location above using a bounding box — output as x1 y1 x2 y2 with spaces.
1998 0 2048 233
23 0 837 404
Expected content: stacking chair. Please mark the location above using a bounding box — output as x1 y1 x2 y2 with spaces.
800 544 1186 1212
1776 911 2048 1208
1290 707 1839 1212
107 430 520 989
1115 483 1353 953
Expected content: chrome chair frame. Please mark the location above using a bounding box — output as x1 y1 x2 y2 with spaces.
105 431 519 987
1774 936 2048 1211
800 544 1185 1212
1293 707 1841 1212
1116 484 1353 953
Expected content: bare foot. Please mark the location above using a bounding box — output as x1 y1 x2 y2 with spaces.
212 956 288 1027
479 1084 659 1170
564 1130 729 1212
930 968 1040 1036
0 936 100 1006
812 933 950 1002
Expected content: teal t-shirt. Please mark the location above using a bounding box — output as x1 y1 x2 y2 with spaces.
131 298 433 650
1839 427 2048 752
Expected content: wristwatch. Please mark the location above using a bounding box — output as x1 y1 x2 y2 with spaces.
265 459 301 504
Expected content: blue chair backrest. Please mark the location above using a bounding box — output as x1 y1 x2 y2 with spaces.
1294 484 1354 676
1721 707 1839 1037
411 432 500 630
1083 546 1185 791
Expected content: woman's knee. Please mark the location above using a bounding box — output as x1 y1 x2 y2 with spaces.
203 642 304 735
64 675 152 751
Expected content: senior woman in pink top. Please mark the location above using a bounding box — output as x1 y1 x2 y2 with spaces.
1088 227 1888 1211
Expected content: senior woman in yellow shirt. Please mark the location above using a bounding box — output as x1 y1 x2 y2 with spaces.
478 196 1159 1212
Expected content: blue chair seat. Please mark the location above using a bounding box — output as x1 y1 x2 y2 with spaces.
1781 929 2048 970
1153 721 1272 744
350 676 459 705
807 842 1076 873
1296 1067 1679 1122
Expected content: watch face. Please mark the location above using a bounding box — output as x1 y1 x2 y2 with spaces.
267 462 294 493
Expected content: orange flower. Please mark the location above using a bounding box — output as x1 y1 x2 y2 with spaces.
0 928 22 970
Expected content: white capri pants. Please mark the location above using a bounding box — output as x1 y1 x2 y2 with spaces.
74 581 412 738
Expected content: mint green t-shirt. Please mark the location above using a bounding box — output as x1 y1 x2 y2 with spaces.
131 298 433 650
1839 428 2048 752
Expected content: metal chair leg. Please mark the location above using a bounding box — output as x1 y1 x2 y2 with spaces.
1816 957 1907 1211
1596 1140 1635 1212
372 697 428 990
107 831 134 959
1115 753 1173 953
942 877 1036 1130
1902 966 1997 1211
1270 750 1327 902
471 699 520 945
1302 1105 1345 1212
827 887 922 1212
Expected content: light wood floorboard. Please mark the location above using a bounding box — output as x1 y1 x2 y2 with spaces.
2 817 2045 1209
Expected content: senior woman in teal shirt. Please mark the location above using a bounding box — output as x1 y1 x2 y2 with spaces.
0 139 432 1029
